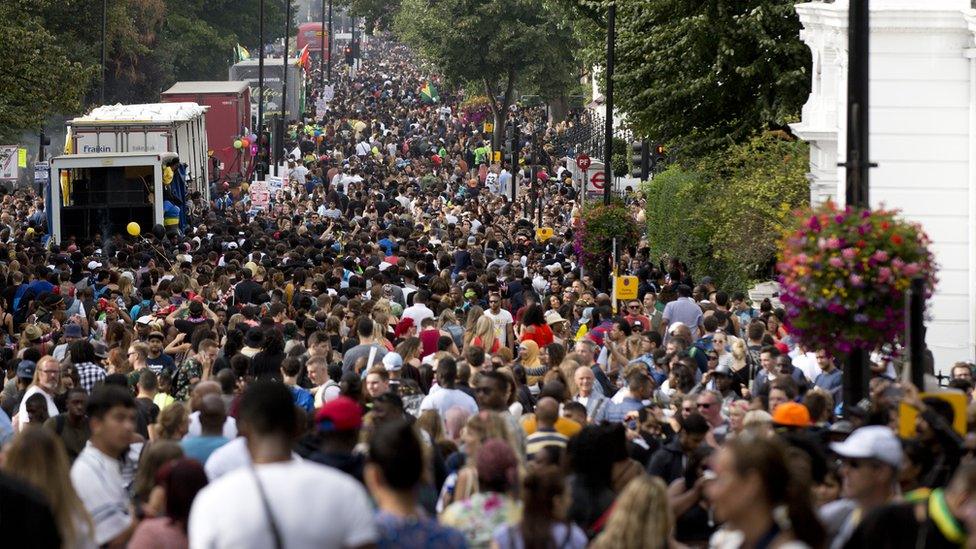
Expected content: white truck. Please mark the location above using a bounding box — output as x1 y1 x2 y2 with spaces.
66 103 210 200
46 152 179 245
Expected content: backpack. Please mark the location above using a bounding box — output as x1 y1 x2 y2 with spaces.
12 286 36 327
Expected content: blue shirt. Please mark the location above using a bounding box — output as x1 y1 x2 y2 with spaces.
375 510 468 549
597 396 645 424
662 297 704 339
147 353 175 375
290 385 314 413
0 409 13 447
181 435 230 464
815 368 843 402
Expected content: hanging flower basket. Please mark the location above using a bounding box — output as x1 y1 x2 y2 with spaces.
776 202 938 354
459 95 492 125
574 203 641 281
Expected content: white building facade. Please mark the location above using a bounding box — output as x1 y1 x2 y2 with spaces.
791 0 976 370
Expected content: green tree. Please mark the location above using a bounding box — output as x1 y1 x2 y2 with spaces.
645 132 808 291
340 0 402 33
615 0 809 159
395 0 579 147
157 0 289 85
31 0 170 105
0 0 96 140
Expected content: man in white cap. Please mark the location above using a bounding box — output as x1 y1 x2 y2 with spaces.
820 425 904 549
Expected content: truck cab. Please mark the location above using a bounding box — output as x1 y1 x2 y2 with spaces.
46 152 176 245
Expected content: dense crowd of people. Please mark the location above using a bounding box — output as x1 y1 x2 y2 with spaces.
1 35 975 549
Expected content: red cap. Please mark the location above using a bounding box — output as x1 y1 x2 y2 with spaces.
315 396 362 432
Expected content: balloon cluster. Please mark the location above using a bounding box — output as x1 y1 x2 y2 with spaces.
234 133 259 150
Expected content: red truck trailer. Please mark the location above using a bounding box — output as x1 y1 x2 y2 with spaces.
161 81 251 185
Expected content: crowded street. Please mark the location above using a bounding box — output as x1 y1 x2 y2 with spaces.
1 1 976 548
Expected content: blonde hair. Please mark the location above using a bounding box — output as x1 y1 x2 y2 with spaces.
731 339 748 373
558 359 581 395
591 475 672 549
155 402 189 440
471 316 496 351
416 409 446 444
4 429 93 546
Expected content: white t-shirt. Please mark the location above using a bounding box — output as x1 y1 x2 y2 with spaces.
401 303 435 326
186 411 238 439
18 385 59 427
790 351 821 382
71 443 131 545
483 309 514 347
189 459 377 549
419 386 479 419
204 437 251 481
204 437 304 481
289 164 309 185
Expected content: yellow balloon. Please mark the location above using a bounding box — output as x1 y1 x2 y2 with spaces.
127 222 141 236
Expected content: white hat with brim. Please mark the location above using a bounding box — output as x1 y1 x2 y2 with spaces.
545 310 567 325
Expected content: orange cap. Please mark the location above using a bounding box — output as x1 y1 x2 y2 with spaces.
772 402 812 427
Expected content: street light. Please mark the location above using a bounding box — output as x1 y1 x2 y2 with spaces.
603 2 615 206
101 0 107 103
257 0 266 180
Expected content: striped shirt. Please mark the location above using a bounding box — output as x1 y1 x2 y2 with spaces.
525 428 568 460
71 443 130 545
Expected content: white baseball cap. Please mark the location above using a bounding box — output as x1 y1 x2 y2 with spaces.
87 261 102 270
829 425 903 468
382 352 403 372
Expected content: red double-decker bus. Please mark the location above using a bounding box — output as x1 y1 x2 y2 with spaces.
296 22 329 58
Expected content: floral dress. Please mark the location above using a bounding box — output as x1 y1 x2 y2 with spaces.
172 357 202 401
440 492 522 549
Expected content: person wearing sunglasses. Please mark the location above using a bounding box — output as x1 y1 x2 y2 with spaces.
623 301 651 336
821 425 903 548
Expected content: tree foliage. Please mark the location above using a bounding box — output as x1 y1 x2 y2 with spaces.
559 0 809 160
339 0 402 33
395 0 580 146
645 132 809 291
615 0 809 158
159 0 288 85
0 0 96 140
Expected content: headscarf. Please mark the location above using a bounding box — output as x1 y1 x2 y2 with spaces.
519 340 541 369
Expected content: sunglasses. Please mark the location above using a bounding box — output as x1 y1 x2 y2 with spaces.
843 458 878 469
697 402 714 409
708 355 719 360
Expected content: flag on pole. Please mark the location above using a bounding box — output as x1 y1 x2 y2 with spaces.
419 82 440 104
296 45 310 71
234 44 250 62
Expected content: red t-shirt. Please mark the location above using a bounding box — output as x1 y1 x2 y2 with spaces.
472 335 501 354
520 323 554 348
